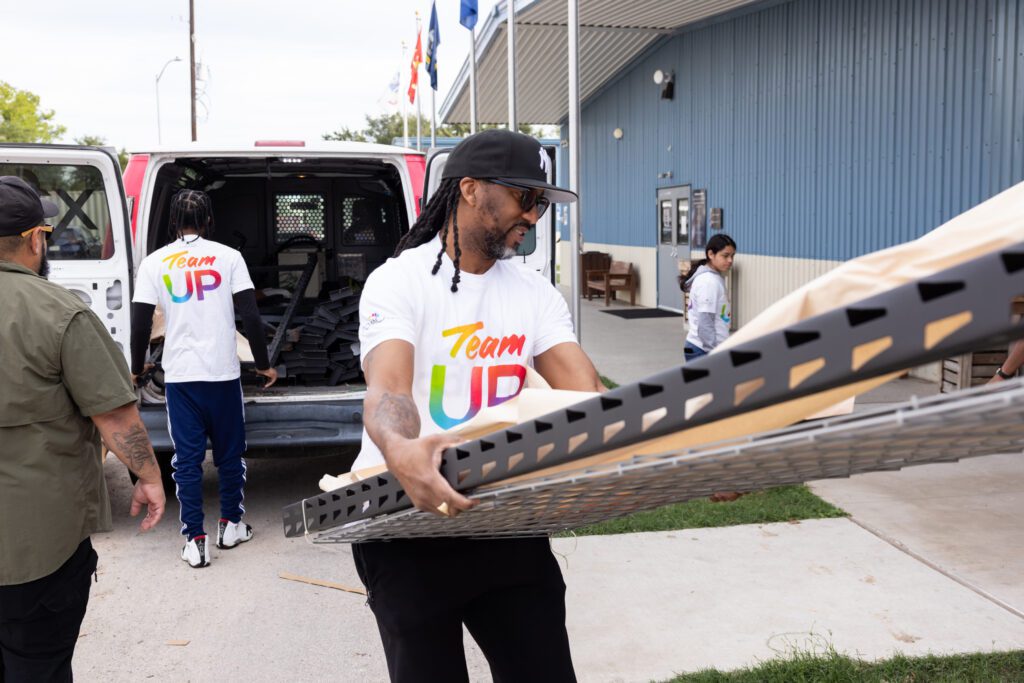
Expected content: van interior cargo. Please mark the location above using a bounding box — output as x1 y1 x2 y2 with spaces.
139 156 410 399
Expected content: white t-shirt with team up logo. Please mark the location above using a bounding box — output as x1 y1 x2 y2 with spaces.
352 235 578 470
685 268 732 351
133 236 255 383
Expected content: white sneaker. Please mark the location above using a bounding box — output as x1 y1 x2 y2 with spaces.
181 535 211 568
217 519 253 549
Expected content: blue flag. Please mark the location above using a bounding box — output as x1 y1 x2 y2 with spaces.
425 2 440 91
460 0 478 30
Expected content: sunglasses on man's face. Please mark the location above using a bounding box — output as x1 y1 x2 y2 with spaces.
19 224 53 239
485 179 551 220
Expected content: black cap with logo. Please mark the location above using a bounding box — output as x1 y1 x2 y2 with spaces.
0 176 59 237
441 129 578 204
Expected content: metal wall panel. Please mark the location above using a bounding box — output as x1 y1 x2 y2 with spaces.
578 0 1024 260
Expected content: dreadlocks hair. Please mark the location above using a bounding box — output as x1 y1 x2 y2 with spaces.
169 189 215 241
393 177 465 292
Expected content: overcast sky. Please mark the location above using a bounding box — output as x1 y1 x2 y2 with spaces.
2 0 498 150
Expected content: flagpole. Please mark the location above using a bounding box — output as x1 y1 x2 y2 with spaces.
402 41 410 148
470 25 478 134
428 1 438 148
431 89 437 147
417 95 422 151
507 0 517 131
416 14 422 152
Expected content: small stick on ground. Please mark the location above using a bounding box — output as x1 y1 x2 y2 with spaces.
278 571 366 596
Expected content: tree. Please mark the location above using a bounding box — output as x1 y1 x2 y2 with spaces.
0 82 66 143
74 135 129 171
323 112 551 146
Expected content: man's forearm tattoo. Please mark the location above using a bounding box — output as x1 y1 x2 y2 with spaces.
375 392 420 439
111 423 157 474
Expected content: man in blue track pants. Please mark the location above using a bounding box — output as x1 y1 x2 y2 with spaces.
130 189 277 568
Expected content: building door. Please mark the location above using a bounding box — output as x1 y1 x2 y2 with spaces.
656 185 689 311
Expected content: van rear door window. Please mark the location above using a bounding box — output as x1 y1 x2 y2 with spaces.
340 197 383 246
0 163 114 261
274 193 326 243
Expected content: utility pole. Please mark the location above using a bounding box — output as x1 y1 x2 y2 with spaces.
189 0 197 141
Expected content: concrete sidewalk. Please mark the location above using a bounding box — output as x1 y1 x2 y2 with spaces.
557 517 1024 681
561 285 684 385
553 291 1024 680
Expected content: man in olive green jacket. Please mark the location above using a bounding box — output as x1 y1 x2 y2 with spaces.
0 176 165 681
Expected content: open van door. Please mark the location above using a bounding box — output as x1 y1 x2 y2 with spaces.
422 144 557 283
0 145 133 355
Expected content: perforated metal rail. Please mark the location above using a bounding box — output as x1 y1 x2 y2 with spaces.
312 379 1024 542
282 244 1024 538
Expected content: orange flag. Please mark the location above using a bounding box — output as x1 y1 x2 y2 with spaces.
408 30 423 104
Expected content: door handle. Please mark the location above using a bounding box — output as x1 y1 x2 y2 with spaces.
670 248 677 258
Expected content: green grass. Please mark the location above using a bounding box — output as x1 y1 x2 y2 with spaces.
564 484 846 536
665 649 1024 682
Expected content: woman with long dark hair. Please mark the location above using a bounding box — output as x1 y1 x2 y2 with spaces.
682 233 737 362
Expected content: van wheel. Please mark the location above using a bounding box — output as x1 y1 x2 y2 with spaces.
127 452 176 494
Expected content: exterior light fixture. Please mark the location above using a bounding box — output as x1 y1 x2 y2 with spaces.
612 127 624 140
653 69 675 100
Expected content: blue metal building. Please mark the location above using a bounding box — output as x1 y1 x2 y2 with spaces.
442 0 1024 321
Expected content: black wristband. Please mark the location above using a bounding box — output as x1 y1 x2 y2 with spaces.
996 367 1014 380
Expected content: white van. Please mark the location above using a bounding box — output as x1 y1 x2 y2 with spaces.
0 141 558 483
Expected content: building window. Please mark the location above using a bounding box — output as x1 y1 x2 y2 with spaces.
660 200 673 244
677 198 689 245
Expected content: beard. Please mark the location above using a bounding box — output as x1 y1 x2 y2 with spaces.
38 250 50 279
480 226 519 261
474 192 530 261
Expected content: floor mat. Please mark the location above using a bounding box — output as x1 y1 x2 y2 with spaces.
601 308 682 319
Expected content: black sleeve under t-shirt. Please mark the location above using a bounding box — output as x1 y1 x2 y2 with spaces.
234 289 271 370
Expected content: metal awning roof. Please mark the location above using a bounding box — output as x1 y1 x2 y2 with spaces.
440 0 767 125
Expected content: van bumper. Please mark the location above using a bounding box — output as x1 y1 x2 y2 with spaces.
140 401 364 458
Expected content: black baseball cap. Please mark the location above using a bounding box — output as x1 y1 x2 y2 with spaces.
441 129 578 204
0 176 59 237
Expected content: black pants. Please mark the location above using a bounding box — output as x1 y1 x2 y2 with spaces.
0 538 97 683
352 536 576 683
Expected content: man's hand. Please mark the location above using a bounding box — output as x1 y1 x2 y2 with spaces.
130 480 166 531
362 341 476 518
91 402 166 531
255 367 278 388
131 363 155 387
385 433 477 518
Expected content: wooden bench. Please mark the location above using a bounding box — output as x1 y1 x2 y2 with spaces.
942 347 1013 392
586 260 637 306
579 251 611 291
